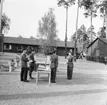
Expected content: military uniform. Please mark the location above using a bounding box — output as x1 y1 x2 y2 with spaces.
104 56 107 65
67 54 74 80
29 52 39 79
50 52 58 83
29 53 35 78
20 51 29 82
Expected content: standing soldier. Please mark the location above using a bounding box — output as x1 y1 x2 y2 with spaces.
20 50 29 82
28 50 36 79
66 50 74 80
50 49 58 83
104 56 107 65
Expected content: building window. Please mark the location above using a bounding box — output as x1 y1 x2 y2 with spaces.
17 45 23 51
4 44 12 50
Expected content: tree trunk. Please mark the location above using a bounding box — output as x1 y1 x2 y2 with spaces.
74 0 79 62
105 9 107 39
0 0 3 52
90 10 93 56
103 14 105 27
65 6 68 58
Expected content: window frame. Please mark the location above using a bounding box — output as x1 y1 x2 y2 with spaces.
4 44 12 50
17 45 23 51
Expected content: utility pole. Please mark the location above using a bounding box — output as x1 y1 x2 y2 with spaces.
74 0 79 62
90 10 92 56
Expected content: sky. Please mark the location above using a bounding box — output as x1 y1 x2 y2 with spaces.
2 0 103 41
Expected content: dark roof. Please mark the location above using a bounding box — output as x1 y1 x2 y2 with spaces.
87 38 98 48
4 36 75 48
4 36 40 45
99 38 107 44
87 37 107 48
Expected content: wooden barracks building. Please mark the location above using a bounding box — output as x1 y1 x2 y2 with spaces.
87 38 107 57
3 36 76 56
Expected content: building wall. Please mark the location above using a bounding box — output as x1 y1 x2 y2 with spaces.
87 39 107 57
0 35 3 52
3 43 39 53
3 43 74 56
98 40 107 56
87 40 98 56
57 47 65 56
57 47 74 56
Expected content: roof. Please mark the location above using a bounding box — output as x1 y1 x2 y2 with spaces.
99 38 107 44
4 36 75 48
87 37 107 48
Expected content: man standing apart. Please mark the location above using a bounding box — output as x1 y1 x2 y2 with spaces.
50 49 58 83
66 50 74 80
20 50 29 82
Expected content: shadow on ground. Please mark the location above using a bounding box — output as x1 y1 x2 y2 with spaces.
0 70 107 85
56 72 107 85
28 71 107 86
0 70 107 100
0 88 107 100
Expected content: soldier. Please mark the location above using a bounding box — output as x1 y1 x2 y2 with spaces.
28 50 36 79
20 50 29 82
50 49 58 83
66 50 74 80
104 56 107 65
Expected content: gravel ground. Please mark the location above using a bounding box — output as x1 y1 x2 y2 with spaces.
0 59 107 105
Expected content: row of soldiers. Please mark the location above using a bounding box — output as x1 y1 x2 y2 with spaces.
20 48 74 83
20 49 58 83
50 49 74 82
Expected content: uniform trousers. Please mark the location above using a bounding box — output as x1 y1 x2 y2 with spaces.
20 67 28 81
29 63 39 78
51 67 57 82
67 66 73 79
29 65 34 78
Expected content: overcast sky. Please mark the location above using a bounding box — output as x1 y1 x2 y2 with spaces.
3 0 103 41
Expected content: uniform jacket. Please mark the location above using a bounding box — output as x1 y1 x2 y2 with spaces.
29 53 35 67
50 53 58 68
20 53 29 68
29 53 35 62
67 55 74 68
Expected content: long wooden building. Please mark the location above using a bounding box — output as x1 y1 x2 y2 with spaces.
3 36 76 56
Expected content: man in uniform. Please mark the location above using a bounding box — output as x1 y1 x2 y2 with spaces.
50 49 58 83
66 50 74 80
20 50 29 82
28 50 39 79
28 50 36 79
